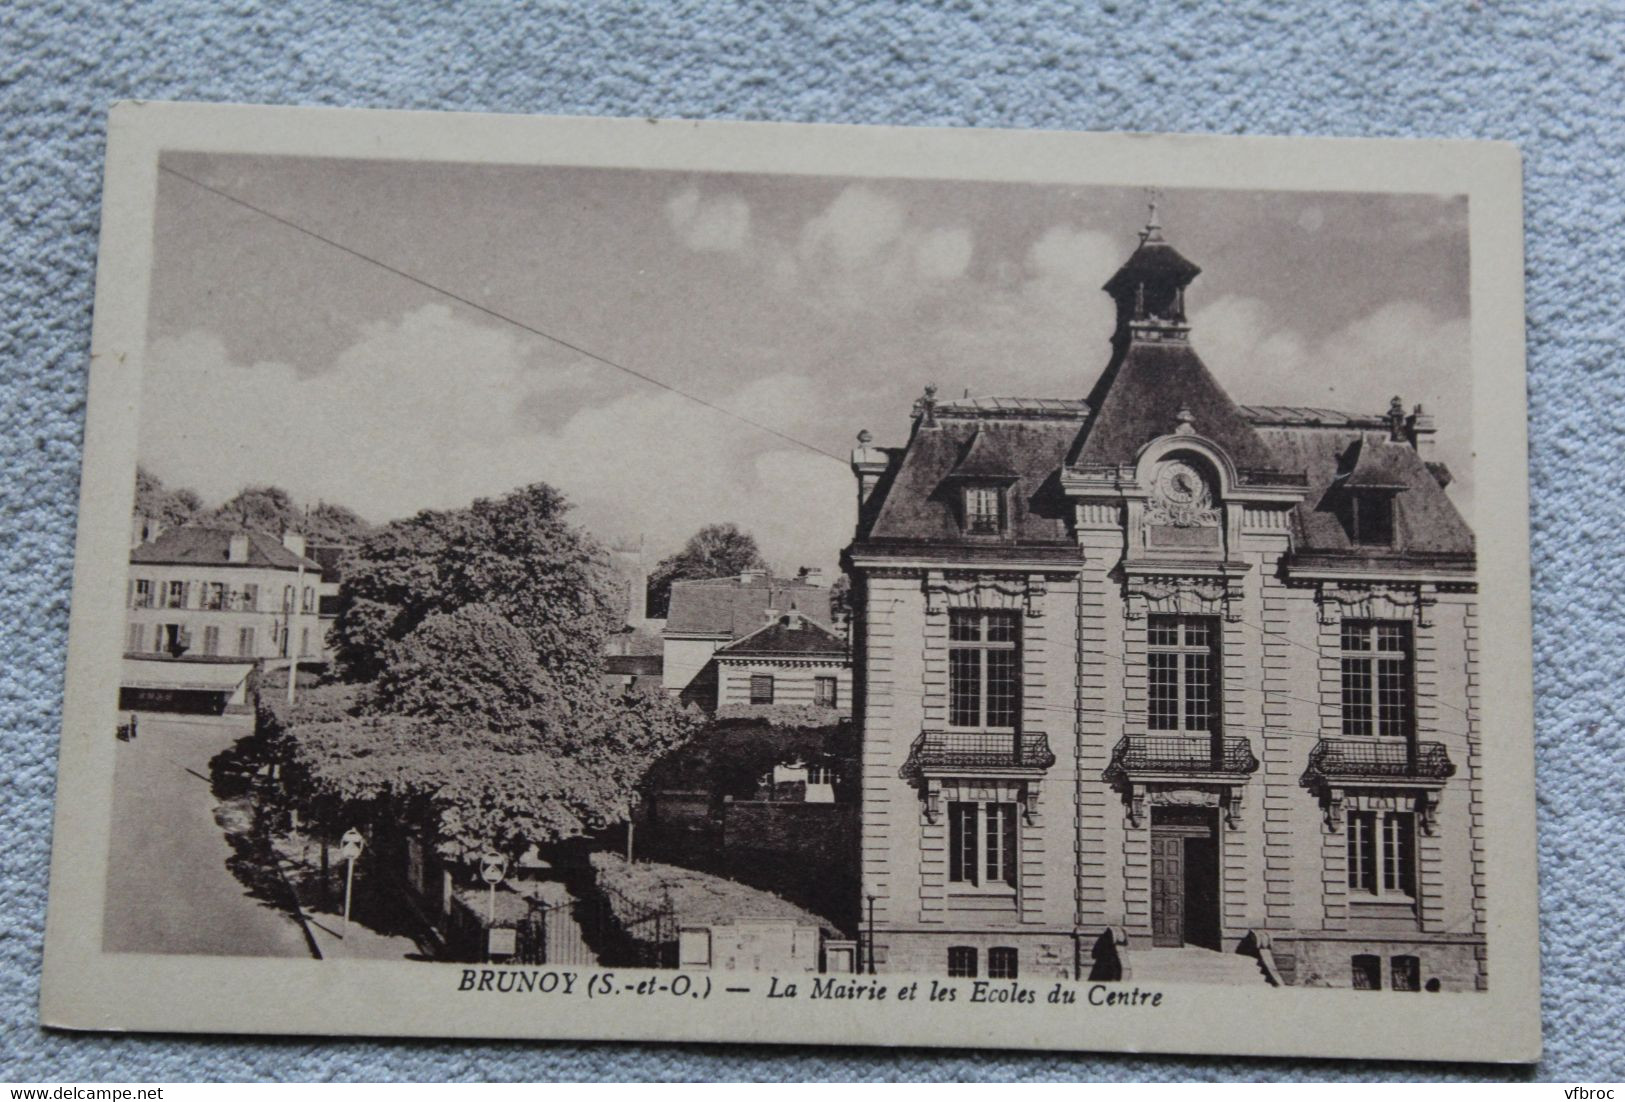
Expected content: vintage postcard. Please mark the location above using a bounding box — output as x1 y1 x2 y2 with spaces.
40 102 1538 1062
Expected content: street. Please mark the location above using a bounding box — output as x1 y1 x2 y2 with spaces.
102 714 313 958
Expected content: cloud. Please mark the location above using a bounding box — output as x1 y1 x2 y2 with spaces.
912 227 974 283
665 186 751 252
1191 295 1475 518
797 185 906 269
140 305 852 574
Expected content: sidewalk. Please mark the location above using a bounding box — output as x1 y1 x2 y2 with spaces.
299 906 422 960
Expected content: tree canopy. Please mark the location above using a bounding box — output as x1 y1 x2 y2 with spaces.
645 523 768 618
263 680 698 860
331 482 620 683
206 486 372 543
134 467 202 528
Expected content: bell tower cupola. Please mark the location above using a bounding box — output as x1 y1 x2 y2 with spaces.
1102 194 1202 350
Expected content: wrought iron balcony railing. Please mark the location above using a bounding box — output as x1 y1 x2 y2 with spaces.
1301 738 1455 785
1103 734 1259 783
906 731 1055 774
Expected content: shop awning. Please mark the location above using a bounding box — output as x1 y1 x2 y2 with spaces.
120 658 253 694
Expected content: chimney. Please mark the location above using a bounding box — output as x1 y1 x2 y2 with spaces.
282 530 306 558
228 532 250 564
851 429 889 507
130 513 153 550
1406 402 1437 458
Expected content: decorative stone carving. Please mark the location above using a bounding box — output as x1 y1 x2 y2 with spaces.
1146 458 1219 528
1315 582 1436 628
1123 783 1244 829
924 570 1048 618
1124 572 1244 622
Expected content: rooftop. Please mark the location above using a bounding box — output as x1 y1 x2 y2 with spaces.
715 613 847 659
664 573 835 639
130 526 323 571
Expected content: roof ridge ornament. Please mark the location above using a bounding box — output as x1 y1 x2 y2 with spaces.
912 383 939 427
1141 186 1164 245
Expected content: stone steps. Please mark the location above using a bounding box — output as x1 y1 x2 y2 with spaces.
1131 947 1272 986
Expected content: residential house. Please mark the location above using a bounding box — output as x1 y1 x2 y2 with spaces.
660 569 842 710
713 611 853 723
843 213 1481 991
122 525 330 713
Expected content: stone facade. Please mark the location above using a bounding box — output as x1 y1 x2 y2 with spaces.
843 217 1482 992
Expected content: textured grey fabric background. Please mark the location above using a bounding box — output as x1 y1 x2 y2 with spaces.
2 0 1621 1083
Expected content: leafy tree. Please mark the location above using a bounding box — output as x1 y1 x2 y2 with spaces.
645 716 856 801
369 604 552 732
306 502 372 543
331 482 619 683
208 484 301 533
134 466 202 528
645 523 768 618
263 681 698 860
205 486 371 543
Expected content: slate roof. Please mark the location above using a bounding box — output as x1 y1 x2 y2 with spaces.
130 526 323 571
1101 236 1202 298
1248 421 1474 558
1073 340 1287 476
664 575 835 638
861 412 1084 548
715 614 848 659
849 228 1472 569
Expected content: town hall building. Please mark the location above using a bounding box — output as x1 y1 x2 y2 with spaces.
843 211 1482 991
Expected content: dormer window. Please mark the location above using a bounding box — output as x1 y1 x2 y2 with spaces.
964 485 1004 535
1342 491 1396 547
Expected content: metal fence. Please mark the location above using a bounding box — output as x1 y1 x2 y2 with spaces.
511 887 678 968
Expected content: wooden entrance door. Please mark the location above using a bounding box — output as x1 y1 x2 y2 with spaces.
1150 831 1185 947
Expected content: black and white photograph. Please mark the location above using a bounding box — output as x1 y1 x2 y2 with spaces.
39 104 1538 1062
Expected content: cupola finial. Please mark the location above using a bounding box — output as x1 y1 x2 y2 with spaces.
1142 186 1164 244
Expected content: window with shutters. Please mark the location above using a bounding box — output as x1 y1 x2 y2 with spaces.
237 627 256 657
948 610 1019 730
204 582 226 610
167 580 187 609
132 579 154 608
948 800 1018 890
750 674 774 705
1340 620 1413 739
1147 615 1218 732
126 623 145 653
203 626 221 656
242 583 259 611
814 676 838 708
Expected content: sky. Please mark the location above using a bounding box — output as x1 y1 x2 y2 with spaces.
141 152 1472 575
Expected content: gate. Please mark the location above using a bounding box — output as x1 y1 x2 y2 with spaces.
512 889 677 968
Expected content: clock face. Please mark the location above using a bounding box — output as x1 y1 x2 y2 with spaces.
1155 459 1207 507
